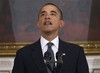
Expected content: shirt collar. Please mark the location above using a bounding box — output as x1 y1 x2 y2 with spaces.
40 36 59 49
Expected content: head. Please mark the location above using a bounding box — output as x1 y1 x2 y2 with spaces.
38 3 63 20
37 3 64 35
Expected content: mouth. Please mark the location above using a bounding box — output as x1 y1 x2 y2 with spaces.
44 21 52 25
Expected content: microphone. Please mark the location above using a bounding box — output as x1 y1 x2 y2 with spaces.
56 51 63 64
55 51 64 73
44 51 65 73
44 51 52 72
44 51 52 64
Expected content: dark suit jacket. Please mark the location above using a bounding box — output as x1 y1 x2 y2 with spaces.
12 39 89 73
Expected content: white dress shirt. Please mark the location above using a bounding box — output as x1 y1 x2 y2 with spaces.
40 36 59 62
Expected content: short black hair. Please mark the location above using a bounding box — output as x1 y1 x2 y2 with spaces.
38 3 63 20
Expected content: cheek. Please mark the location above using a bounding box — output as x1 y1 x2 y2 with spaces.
37 21 42 28
38 20 43 26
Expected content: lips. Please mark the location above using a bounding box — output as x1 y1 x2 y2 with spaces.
44 20 52 25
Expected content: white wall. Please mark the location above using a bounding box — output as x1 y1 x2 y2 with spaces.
0 57 14 73
86 55 100 73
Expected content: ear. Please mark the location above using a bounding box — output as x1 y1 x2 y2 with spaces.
60 20 64 28
37 21 40 27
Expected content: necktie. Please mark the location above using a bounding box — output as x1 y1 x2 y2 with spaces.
47 42 55 73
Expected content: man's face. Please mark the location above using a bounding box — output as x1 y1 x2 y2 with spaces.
37 5 64 34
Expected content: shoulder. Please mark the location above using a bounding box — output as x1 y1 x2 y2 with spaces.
60 39 82 47
16 40 40 55
60 39 84 51
60 39 86 57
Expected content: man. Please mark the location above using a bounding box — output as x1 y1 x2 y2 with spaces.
12 3 89 73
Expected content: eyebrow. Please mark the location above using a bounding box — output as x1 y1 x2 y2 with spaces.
50 10 57 14
40 10 58 14
40 11 46 14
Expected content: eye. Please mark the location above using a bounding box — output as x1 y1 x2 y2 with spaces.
50 11 57 16
51 13 56 16
51 13 55 15
41 13 45 16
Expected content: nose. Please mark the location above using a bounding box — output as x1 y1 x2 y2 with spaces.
45 14 50 19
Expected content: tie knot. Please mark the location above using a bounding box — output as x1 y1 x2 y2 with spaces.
47 42 53 48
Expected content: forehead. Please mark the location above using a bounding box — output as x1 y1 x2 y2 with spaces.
40 5 60 13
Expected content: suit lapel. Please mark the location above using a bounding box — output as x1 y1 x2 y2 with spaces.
58 39 69 52
58 39 69 72
31 40 47 73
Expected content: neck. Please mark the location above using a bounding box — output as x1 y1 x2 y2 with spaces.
41 32 58 41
